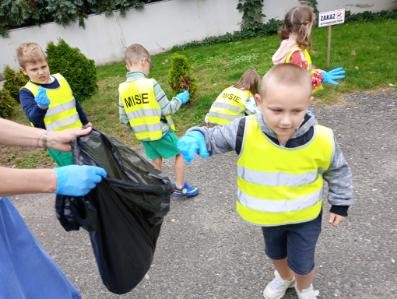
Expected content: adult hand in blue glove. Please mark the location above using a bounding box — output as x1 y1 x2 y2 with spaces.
321 67 346 85
55 165 107 196
34 87 50 109
176 90 190 104
177 131 209 163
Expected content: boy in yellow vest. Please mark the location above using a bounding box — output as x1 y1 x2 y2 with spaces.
17 42 92 166
177 64 353 299
118 43 198 198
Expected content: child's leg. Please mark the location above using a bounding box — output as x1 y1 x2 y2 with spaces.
174 154 184 188
295 270 315 292
272 258 294 281
152 157 163 171
287 213 322 293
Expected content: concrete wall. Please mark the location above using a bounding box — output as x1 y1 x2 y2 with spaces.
0 0 396 74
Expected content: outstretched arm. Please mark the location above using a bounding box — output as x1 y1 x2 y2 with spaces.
0 117 92 151
0 118 107 196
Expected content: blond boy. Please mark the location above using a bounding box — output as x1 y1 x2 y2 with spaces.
118 43 198 197
178 64 353 299
17 42 91 166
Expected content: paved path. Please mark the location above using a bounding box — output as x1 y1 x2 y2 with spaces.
13 89 397 299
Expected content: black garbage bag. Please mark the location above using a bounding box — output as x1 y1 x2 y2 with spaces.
55 129 173 294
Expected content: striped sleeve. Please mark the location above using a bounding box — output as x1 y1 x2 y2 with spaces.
153 80 182 115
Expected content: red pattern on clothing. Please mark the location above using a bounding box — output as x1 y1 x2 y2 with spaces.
289 51 323 90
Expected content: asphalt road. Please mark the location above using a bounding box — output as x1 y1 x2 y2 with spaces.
12 89 397 299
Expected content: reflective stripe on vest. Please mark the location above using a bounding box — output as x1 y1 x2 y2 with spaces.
23 73 82 131
207 87 250 125
236 115 334 226
285 46 323 93
119 78 173 141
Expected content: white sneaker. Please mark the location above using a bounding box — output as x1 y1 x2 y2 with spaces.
295 284 320 299
263 270 295 299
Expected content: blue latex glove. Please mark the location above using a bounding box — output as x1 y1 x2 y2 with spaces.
55 165 107 196
177 131 209 163
176 90 190 104
34 87 50 109
321 67 346 85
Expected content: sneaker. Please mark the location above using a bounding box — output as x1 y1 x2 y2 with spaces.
263 270 295 299
295 285 319 299
173 182 199 198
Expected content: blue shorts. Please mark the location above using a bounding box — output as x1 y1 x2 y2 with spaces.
261 213 322 275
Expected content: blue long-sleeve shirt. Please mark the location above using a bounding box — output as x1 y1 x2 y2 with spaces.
19 77 88 129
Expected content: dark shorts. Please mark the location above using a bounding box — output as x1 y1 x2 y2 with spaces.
261 213 322 275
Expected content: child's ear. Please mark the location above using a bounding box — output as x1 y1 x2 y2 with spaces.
254 93 262 106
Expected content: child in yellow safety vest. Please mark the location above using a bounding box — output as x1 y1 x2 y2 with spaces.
205 69 260 126
272 5 345 93
17 42 92 166
177 64 353 299
118 43 198 198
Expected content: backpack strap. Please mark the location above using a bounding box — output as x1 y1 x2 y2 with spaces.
235 117 246 155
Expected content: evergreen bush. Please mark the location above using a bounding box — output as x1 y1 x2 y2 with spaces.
46 39 97 102
0 89 15 118
3 66 28 103
168 53 197 99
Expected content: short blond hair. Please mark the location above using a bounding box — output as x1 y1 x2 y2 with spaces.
16 42 47 69
124 43 150 66
261 64 312 97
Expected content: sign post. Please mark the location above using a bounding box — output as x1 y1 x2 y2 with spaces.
318 9 345 68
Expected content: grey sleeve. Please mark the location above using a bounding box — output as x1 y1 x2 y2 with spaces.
118 97 129 125
188 117 242 155
154 80 182 115
323 138 353 207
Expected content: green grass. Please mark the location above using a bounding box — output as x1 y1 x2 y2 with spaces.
3 19 396 167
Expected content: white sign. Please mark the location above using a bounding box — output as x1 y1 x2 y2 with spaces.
318 9 345 27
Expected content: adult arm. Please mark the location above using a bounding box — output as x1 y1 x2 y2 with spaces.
0 167 57 196
0 117 92 151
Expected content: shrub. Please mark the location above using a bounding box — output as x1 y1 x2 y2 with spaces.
46 39 97 102
0 89 16 118
3 66 28 103
167 53 197 99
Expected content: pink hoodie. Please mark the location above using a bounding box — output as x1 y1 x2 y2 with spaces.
272 35 298 65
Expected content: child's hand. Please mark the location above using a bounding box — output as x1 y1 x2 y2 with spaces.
321 67 346 85
329 212 346 227
35 87 50 109
176 90 190 104
177 131 209 163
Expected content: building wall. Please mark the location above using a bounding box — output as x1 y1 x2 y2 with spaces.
0 0 395 74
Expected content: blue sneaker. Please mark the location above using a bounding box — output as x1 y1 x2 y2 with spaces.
173 182 199 198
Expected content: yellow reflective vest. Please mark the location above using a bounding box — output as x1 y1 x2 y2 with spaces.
285 46 323 93
236 115 334 226
119 78 175 141
23 74 82 131
206 87 251 125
